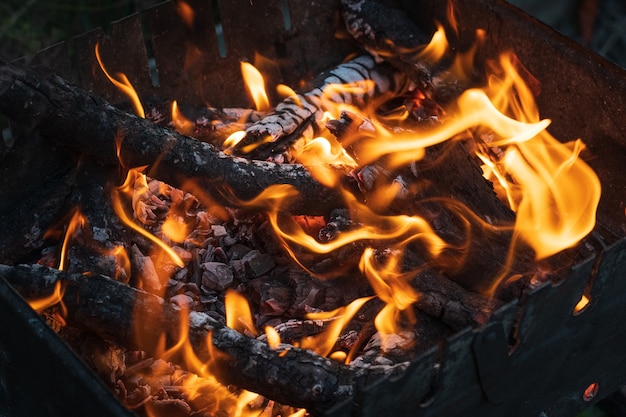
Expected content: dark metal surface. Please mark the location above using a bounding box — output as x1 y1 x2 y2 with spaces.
0 277 136 417
1 0 625 416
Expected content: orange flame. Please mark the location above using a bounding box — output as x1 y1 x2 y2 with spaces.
171 100 195 136
225 289 258 336
417 23 449 64
95 42 145 118
241 61 270 111
264 325 282 349
28 280 66 315
112 169 184 267
59 208 87 271
176 0 195 28
360 249 418 337
302 296 375 357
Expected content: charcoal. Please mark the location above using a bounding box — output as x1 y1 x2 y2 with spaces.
200 262 234 291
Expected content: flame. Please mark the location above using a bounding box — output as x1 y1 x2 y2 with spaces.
28 280 66 315
224 130 247 149
176 0 195 28
360 248 418 337
171 100 195 135
574 294 590 313
277 84 302 106
241 61 270 111
480 52 601 261
225 289 258 336
293 137 358 187
301 295 375 357
112 168 184 268
58 208 87 271
446 0 459 35
264 325 282 349
95 42 145 118
417 23 449 64
162 214 190 243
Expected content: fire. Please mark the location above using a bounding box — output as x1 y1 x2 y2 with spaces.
225 288 258 336
95 43 145 118
176 0 195 28
301 296 375 358
28 280 66 314
58 208 87 271
241 61 270 111
111 168 184 268
85 10 601 414
360 248 418 337
292 136 358 187
417 23 449 64
171 100 195 136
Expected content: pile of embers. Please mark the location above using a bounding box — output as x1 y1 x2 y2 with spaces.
0 0 604 416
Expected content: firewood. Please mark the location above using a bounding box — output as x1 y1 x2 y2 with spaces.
0 59 344 216
340 0 472 103
0 263 409 412
231 55 411 160
0 58 533 294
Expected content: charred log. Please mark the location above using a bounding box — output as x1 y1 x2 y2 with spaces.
0 263 409 412
231 55 411 160
340 0 476 103
0 59 344 216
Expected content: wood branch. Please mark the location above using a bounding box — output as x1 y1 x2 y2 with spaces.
0 59 343 216
340 0 473 102
231 55 410 160
0 263 408 413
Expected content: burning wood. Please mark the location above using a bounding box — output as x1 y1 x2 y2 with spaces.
0 0 605 416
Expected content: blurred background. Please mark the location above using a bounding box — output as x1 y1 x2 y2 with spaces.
0 0 624 67
507 0 626 68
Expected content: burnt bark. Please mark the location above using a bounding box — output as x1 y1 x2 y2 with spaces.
0 263 408 413
0 60 344 216
340 0 476 103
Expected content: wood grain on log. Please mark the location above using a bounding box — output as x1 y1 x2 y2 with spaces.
0 59 343 216
0 263 409 413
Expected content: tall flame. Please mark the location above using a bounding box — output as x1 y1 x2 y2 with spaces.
241 61 270 111
95 42 145 118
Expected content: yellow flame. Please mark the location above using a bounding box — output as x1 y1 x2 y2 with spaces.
171 100 195 135
95 42 145 118
482 52 601 260
293 137 358 187
301 296 374 357
277 83 302 106
574 294 590 313
417 23 449 64
241 61 270 111
225 289 258 336
223 130 247 149
265 326 282 349
112 169 184 267
162 215 190 243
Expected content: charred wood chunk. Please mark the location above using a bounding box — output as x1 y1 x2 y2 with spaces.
231 55 410 160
